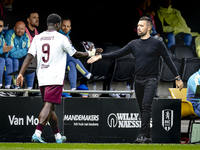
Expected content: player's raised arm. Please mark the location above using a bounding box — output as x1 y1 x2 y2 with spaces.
73 44 103 58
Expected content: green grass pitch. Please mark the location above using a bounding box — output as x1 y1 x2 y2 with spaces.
0 143 200 150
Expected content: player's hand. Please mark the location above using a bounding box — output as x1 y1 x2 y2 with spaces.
16 74 24 87
3 42 13 53
95 48 103 55
88 44 103 55
88 44 95 51
176 79 184 91
87 55 102 64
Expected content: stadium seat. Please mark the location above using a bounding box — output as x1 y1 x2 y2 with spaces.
25 56 37 75
160 57 182 82
89 59 113 83
103 43 121 53
171 44 195 58
182 57 200 82
170 44 200 83
169 88 199 139
109 54 135 90
89 43 121 91
169 88 187 101
8 56 37 76
168 88 197 117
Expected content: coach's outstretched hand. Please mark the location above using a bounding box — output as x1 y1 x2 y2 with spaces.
175 79 184 91
87 55 102 64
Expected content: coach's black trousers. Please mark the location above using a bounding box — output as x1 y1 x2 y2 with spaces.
135 77 158 138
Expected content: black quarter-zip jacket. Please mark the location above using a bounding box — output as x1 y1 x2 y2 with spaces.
102 37 179 79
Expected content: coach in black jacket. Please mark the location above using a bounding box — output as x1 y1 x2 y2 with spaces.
88 16 183 143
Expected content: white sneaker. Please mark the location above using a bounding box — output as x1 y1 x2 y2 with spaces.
0 86 9 97
5 87 16 97
6 91 16 97
0 91 7 97
56 136 67 143
31 133 46 143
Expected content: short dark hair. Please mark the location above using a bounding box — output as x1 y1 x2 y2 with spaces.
62 17 71 22
28 12 38 18
47 13 62 24
139 16 153 27
62 17 71 25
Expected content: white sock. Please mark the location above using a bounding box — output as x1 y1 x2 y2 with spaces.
71 88 76 91
54 132 62 140
86 73 92 79
0 84 2 87
35 129 42 137
28 87 32 90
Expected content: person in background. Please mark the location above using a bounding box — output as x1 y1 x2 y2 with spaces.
25 12 40 92
0 19 13 96
26 12 40 44
157 0 198 50
187 68 200 117
135 0 162 40
5 21 34 90
0 0 14 31
59 18 92 91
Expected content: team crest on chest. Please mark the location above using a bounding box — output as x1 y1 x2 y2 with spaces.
0 38 2 46
22 41 26 48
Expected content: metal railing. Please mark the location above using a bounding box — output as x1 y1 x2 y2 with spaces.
0 89 135 97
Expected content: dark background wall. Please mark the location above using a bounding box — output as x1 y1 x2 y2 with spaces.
7 0 200 47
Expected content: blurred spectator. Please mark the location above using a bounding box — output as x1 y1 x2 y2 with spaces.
0 19 14 96
187 68 200 117
2 0 13 11
157 0 199 50
5 21 34 90
25 12 40 91
25 12 39 44
59 18 92 91
135 0 162 40
0 0 14 31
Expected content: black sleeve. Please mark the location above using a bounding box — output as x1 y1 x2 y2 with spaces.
102 43 132 59
158 41 179 77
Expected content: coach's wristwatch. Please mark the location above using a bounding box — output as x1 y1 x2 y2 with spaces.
175 76 181 81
